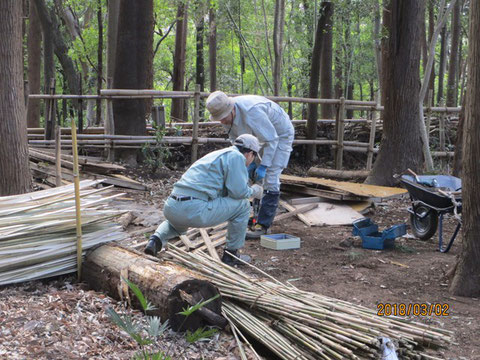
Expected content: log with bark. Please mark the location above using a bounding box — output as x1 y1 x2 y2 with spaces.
307 167 370 181
82 245 224 331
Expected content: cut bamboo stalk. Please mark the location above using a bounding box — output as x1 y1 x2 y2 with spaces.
71 120 83 281
199 229 221 261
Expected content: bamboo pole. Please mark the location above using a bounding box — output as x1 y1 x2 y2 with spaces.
191 84 201 163
335 97 346 170
366 97 379 170
105 78 115 162
70 120 83 280
54 125 62 186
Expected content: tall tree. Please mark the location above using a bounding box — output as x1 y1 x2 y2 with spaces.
27 0 42 128
96 0 103 126
208 5 217 92
306 2 333 161
112 0 153 163
171 1 188 121
0 0 32 195
320 1 334 119
450 0 480 297
437 25 447 104
195 1 205 120
446 0 461 107
366 0 424 186
273 0 285 95
427 0 435 100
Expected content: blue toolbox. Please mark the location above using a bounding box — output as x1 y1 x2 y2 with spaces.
352 218 406 250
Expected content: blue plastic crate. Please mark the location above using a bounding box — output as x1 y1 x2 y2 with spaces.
352 218 406 250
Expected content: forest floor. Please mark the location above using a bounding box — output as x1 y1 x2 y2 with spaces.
1 147 478 359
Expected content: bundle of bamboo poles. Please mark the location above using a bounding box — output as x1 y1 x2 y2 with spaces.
167 245 452 360
0 180 127 285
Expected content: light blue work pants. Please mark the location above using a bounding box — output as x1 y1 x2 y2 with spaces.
154 196 250 251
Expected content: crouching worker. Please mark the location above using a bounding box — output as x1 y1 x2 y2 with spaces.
144 134 263 266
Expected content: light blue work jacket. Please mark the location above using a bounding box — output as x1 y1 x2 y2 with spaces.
172 146 253 201
225 95 294 168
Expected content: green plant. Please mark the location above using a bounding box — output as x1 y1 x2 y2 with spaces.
142 125 171 174
107 277 219 360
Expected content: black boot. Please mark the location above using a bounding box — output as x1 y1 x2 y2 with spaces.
221 249 251 266
144 234 162 256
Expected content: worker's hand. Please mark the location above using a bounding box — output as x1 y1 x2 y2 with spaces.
250 184 264 199
255 165 267 181
247 162 257 180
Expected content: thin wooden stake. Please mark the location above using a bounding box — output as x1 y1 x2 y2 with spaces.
71 119 83 281
335 97 345 170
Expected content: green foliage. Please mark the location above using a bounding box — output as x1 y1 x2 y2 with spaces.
141 126 171 174
107 277 219 360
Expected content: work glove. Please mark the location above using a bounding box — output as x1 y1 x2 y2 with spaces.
255 165 267 181
247 162 257 180
250 184 264 200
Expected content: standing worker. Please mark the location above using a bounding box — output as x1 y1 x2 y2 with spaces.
206 91 294 238
144 134 263 266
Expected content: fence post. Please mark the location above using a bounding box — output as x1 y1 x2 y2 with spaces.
105 78 115 162
335 97 345 170
366 96 379 171
191 84 201 163
152 105 166 128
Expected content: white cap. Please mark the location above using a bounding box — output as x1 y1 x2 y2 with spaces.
233 134 261 154
206 91 235 121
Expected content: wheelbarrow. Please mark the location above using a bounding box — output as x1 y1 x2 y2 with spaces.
400 172 462 253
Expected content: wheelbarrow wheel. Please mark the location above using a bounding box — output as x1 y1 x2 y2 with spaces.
410 205 438 240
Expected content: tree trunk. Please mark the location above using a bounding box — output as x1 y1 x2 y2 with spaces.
107 0 120 81
428 1 435 100
83 245 224 331
34 0 80 99
208 6 217 92
195 10 205 120
366 0 424 186
420 3 428 104
450 0 480 297
171 1 188 122
113 0 152 139
96 0 103 126
346 83 354 119
320 1 334 119
0 0 32 195
446 0 461 107
27 0 42 128
273 0 285 96
452 95 465 177
437 26 447 105
306 2 333 161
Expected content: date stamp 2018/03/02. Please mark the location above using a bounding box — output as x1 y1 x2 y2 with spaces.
377 303 449 317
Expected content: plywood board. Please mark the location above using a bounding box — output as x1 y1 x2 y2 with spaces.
281 174 407 199
292 201 364 226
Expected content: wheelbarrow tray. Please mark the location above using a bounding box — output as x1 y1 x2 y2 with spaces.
400 175 461 211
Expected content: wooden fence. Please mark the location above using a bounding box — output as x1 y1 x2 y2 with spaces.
29 88 461 170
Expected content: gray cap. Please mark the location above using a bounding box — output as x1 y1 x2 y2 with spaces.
233 134 261 154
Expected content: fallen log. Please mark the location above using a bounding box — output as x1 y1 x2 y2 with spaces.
83 245 224 331
307 167 370 181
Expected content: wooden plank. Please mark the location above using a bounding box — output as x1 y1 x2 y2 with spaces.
287 197 321 205
279 200 311 226
199 229 220 261
280 174 407 199
274 203 318 222
281 184 364 201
